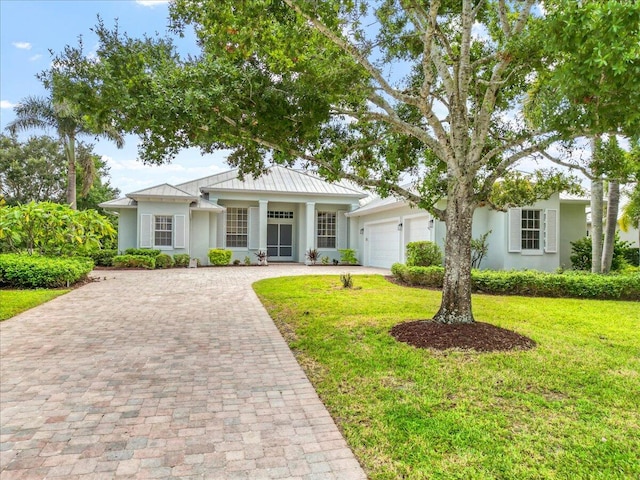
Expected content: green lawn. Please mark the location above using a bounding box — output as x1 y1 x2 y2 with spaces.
0 289 69 321
254 275 640 480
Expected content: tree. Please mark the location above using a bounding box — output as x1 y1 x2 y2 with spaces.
0 134 66 205
5 95 123 210
52 1 637 324
0 134 119 209
526 0 640 273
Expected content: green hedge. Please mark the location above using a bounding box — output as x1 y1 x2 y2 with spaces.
390 263 640 301
124 248 162 257
112 254 156 269
406 241 443 267
155 253 174 269
173 254 191 267
89 249 117 267
208 249 232 266
0 254 94 288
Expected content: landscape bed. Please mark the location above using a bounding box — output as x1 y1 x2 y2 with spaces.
254 274 640 480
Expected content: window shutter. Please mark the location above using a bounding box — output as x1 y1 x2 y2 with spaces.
545 209 558 253
174 214 186 248
508 208 522 253
140 213 152 248
337 210 347 249
248 207 259 249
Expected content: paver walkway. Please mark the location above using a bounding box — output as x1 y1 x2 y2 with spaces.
1 265 386 479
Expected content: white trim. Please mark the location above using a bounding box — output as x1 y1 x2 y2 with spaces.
174 214 186 248
544 209 558 253
508 208 522 253
140 213 153 248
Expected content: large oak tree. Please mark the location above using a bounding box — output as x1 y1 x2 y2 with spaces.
53 0 637 323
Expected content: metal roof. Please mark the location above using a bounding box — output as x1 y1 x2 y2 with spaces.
202 166 367 198
127 183 197 201
99 197 137 209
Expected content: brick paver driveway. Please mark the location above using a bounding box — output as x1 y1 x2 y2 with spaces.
1 265 387 479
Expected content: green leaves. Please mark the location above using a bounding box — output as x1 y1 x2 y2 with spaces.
0 202 115 256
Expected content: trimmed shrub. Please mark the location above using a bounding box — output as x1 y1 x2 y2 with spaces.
391 263 640 301
208 249 232 266
90 249 117 267
406 241 443 267
112 255 156 269
391 263 445 287
124 248 162 257
338 249 358 265
155 253 174 269
0 253 94 288
173 254 191 268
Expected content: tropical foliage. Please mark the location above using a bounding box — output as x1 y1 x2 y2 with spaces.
0 201 115 256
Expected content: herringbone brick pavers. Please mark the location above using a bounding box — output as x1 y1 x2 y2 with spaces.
1 265 384 479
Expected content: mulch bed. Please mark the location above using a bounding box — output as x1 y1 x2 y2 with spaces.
390 320 536 352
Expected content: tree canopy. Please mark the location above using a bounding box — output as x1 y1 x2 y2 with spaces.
0 134 119 209
48 0 639 323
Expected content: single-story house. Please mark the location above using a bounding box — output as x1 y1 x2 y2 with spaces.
100 166 589 271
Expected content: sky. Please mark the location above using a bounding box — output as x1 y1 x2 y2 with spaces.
0 0 230 195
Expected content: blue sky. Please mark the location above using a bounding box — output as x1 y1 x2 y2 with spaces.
0 0 230 195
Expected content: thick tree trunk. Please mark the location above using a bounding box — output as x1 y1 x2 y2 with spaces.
433 188 475 324
591 176 603 273
601 180 620 273
65 136 77 210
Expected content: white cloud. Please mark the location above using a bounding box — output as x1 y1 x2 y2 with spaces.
135 0 170 7
12 41 32 50
1 100 17 109
29 54 42 62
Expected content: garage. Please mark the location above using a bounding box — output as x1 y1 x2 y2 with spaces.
366 221 401 268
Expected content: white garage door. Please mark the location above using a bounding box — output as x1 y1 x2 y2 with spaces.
367 221 400 268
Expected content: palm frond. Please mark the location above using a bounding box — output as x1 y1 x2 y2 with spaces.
5 96 57 135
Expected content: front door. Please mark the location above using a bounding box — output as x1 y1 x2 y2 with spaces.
267 223 293 261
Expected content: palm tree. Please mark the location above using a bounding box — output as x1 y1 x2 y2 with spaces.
6 96 123 209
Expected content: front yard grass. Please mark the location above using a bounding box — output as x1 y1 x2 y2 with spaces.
254 275 640 480
0 289 69 321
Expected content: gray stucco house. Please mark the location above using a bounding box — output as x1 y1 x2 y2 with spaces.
100 166 589 271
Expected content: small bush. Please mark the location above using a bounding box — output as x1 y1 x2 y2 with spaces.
391 263 640 300
406 241 443 267
244 256 252 266
340 272 354 288
321 256 330 265
306 248 320 264
622 247 639 267
112 254 156 269
0 253 94 288
173 254 191 267
233 259 241 265
155 253 174 269
570 235 629 271
208 249 232 266
339 249 358 265
90 249 117 267
124 248 162 257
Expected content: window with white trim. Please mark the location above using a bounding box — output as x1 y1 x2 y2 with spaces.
226 207 248 247
521 209 541 250
317 211 336 248
154 215 173 247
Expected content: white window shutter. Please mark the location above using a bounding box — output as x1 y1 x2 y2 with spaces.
508 208 522 253
545 209 558 253
140 214 152 248
337 210 347 249
248 207 260 249
174 214 186 248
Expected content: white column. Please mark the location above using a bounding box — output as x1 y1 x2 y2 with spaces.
305 202 316 263
259 200 268 252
